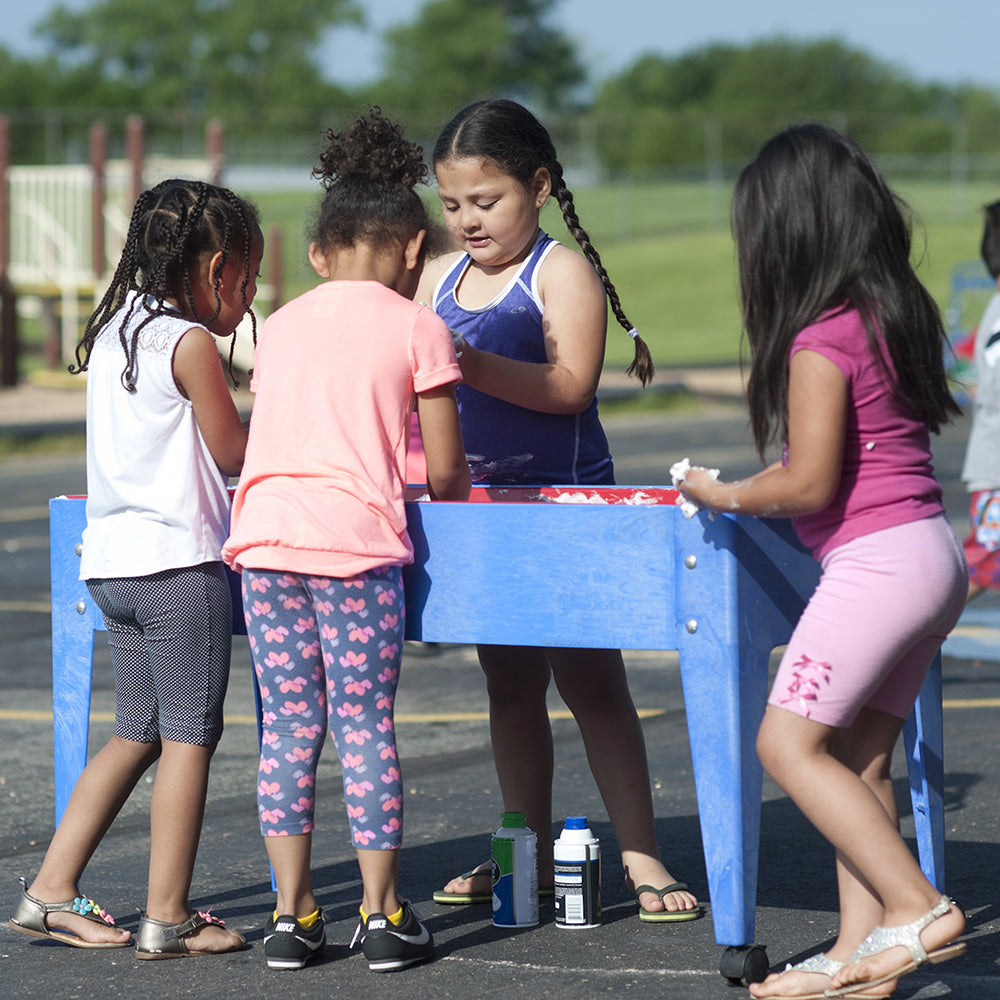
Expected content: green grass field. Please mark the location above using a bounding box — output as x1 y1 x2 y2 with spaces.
251 175 998 374
12 176 995 382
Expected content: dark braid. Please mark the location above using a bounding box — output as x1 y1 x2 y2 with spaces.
434 99 654 386
71 178 260 390
548 165 654 386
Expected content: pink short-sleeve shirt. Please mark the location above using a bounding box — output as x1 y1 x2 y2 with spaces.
223 280 461 577
789 308 944 559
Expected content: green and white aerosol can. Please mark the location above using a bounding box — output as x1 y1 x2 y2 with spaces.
491 811 538 927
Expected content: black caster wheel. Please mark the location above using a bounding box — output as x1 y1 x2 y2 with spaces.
719 944 769 986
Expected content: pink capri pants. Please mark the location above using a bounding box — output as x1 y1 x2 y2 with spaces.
769 514 967 728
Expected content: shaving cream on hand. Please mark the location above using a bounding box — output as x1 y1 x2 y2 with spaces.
670 458 720 519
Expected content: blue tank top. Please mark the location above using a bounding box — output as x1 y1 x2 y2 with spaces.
433 232 614 486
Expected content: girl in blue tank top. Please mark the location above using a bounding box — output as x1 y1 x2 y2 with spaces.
417 99 702 925
434 230 613 484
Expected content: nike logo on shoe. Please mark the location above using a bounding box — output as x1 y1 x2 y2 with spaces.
393 925 431 945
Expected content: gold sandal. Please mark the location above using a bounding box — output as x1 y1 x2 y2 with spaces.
135 909 245 959
8 876 129 949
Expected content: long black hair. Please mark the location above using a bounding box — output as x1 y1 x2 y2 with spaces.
981 200 1000 278
72 178 260 390
733 123 960 457
434 99 654 386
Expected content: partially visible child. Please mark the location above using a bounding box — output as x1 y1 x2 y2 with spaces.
960 200 1000 601
223 107 469 973
417 98 701 924
10 178 261 958
678 124 967 998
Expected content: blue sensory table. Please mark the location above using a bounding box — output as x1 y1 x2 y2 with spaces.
48 487 945 974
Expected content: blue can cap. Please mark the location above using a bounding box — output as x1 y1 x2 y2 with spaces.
565 816 588 829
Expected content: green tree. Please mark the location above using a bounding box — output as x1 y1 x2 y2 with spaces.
35 0 363 115
370 0 584 128
593 37 1000 170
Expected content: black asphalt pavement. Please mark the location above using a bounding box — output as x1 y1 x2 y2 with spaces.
0 382 997 999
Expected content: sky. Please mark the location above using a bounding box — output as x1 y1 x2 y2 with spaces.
5 0 1000 93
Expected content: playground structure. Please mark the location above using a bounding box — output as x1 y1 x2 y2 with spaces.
0 115 275 387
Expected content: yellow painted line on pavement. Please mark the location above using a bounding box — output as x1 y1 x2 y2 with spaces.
949 624 1000 640
0 600 51 613
0 707 666 725
0 504 49 523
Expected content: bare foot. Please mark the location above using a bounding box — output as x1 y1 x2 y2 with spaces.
750 966 830 998
17 881 130 947
181 918 245 955
830 897 965 992
438 861 492 899
623 858 699 915
36 907 131 946
749 957 895 998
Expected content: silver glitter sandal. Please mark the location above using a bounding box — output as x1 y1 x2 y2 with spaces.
825 895 966 997
8 876 129 949
135 909 245 960
749 953 889 1000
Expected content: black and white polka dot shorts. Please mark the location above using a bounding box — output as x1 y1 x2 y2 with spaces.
86 562 232 745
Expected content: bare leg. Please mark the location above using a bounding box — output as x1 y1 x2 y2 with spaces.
751 705 963 997
749 708 903 998
26 735 159 945
357 847 401 916
264 832 318 919
550 648 698 915
438 645 553 897
145 738 243 952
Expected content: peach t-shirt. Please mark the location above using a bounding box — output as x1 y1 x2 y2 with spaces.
223 280 461 577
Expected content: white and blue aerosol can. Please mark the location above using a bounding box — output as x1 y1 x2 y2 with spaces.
553 816 601 928
491 811 538 927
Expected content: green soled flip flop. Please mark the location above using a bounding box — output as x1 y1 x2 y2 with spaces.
633 881 704 923
432 868 492 905
431 866 555 906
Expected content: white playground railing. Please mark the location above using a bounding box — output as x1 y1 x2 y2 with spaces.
8 158 213 362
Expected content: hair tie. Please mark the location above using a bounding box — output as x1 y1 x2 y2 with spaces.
627 327 639 340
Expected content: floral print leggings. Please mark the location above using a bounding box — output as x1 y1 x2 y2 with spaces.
242 566 405 849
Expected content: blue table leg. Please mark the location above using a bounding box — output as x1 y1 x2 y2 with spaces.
675 513 820 946
49 498 99 826
903 654 945 891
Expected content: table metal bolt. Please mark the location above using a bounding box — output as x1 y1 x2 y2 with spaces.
684 555 697 569
75 601 87 615
74 543 83 557
685 619 698 634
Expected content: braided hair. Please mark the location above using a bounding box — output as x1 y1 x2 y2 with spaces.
433 99 654 386
311 106 430 255
71 178 260 390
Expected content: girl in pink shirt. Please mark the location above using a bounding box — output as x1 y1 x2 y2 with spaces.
224 108 469 973
678 124 967 998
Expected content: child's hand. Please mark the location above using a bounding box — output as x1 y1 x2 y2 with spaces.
670 458 721 518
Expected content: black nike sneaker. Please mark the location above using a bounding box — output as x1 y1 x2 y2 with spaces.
351 900 434 972
263 910 326 969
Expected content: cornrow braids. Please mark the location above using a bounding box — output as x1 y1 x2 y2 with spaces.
71 178 260 390
434 99 654 386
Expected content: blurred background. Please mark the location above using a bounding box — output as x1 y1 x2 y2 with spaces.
2 0 999 379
